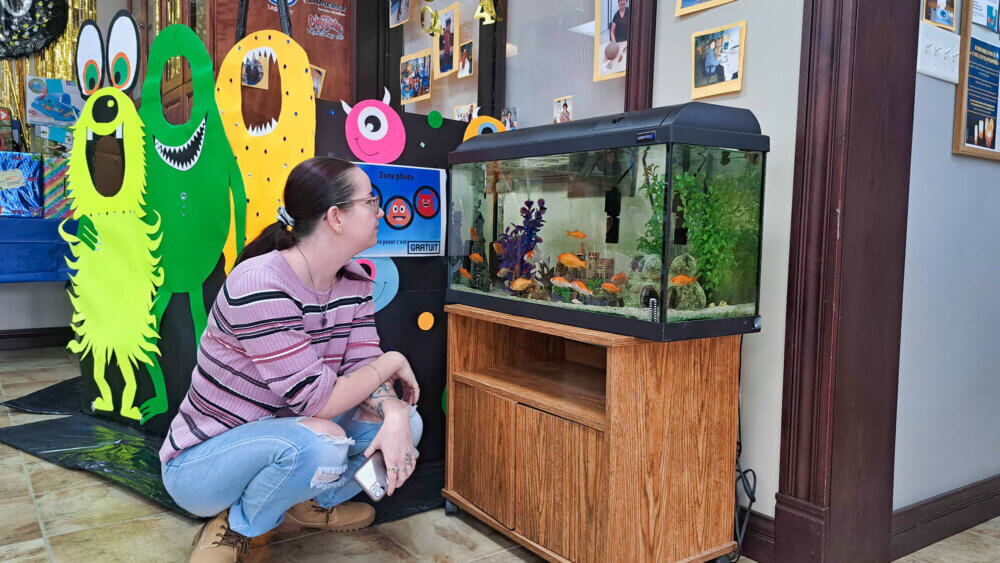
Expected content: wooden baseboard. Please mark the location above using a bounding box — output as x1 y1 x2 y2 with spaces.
890 473 1000 559
739 509 774 563
0 327 73 351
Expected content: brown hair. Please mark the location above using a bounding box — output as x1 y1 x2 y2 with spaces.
235 157 368 281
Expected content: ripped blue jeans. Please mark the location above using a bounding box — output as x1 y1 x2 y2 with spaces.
161 405 423 537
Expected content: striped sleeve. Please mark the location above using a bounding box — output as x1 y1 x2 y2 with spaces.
215 268 337 417
339 280 383 376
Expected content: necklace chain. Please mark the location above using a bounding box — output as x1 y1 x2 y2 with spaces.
295 246 334 326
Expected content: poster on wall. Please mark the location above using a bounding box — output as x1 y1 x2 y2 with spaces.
972 0 999 31
355 162 446 257
401 48 432 105
954 2 1000 161
24 76 84 127
433 2 459 78
389 0 411 28
554 96 573 123
691 21 746 100
675 0 739 17
594 0 628 82
923 0 957 31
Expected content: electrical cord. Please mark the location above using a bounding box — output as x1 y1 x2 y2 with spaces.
729 400 757 562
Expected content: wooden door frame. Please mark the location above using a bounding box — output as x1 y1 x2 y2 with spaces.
769 0 920 561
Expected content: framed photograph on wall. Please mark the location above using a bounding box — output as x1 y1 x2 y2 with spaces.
457 40 474 78
401 48 432 105
594 0 628 82
676 0 739 17
954 0 1000 160
389 0 411 28
554 96 573 123
433 2 460 79
923 0 957 31
691 21 746 100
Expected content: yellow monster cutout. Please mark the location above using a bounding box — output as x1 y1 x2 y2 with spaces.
216 30 316 255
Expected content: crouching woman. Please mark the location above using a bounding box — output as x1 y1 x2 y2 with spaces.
159 158 422 562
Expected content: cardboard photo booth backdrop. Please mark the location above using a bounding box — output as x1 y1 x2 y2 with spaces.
63 12 165 425
216 29 316 246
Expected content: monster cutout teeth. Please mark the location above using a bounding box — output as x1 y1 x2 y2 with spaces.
154 118 207 172
243 46 277 66
248 118 278 138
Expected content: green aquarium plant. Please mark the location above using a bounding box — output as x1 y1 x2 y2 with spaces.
636 164 666 256
671 170 739 300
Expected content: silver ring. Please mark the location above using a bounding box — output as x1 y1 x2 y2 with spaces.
389 466 399 473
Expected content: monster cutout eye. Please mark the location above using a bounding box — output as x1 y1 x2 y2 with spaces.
463 115 507 142
105 10 140 94
75 21 104 97
357 106 389 142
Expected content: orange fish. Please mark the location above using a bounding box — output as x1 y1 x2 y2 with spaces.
550 276 572 289
558 253 586 269
570 280 594 296
602 282 621 294
469 253 484 264
459 268 472 280
566 230 586 239
510 278 534 291
492 242 503 255
670 275 696 286
525 250 535 260
470 227 479 241
611 272 627 286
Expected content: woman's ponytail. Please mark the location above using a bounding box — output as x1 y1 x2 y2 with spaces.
235 220 296 266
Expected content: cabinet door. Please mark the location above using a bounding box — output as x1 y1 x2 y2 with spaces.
515 405 607 562
451 381 516 528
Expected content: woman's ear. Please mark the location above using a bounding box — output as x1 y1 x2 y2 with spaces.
327 206 345 236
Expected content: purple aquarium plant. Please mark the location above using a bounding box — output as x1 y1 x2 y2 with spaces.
497 199 546 290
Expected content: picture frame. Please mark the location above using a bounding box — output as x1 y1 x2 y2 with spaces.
400 48 433 105
594 0 628 82
923 0 957 31
389 0 411 28
675 0 739 17
691 20 746 100
457 40 474 79
433 2 460 79
953 0 1000 160
553 95 573 123
241 53 269 90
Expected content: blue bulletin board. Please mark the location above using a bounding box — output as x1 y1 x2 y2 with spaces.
356 161 447 257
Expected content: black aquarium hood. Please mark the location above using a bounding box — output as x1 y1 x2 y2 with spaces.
449 102 771 165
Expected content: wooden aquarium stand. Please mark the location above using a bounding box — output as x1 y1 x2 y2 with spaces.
443 304 740 563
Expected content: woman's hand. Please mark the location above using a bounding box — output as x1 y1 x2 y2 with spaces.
364 405 419 496
384 352 420 405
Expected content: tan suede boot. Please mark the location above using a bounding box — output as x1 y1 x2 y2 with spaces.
281 499 375 532
189 510 251 563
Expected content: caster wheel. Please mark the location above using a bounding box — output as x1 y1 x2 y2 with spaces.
444 500 459 516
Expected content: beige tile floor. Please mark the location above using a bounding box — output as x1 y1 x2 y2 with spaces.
0 347 989 562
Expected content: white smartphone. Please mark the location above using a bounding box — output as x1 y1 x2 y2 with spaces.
354 451 388 501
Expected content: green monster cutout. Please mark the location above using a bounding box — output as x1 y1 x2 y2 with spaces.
136 25 247 423
61 12 163 422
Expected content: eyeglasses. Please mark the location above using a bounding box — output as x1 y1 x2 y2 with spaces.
332 196 381 215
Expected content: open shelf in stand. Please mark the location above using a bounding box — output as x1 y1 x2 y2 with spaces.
453 359 607 431
444 304 643 348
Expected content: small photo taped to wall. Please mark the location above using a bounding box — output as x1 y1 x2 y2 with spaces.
433 2 460 78
241 53 269 90
454 103 475 122
691 20 746 100
923 0 956 31
553 96 573 124
594 0 628 81
400 48 432 105
501 106 518 130
457 40 474 79
389 0 411 28
310 65 326 98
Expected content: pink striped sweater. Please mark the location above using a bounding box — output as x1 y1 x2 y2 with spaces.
159 250 382 464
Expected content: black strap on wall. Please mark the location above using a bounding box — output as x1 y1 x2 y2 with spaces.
236 0 292 42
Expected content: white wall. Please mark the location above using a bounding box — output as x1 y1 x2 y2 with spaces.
0 0 127 332
893 2 1000 510
651 0 804 517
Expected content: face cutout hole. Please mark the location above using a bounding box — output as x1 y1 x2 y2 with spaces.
161 57 192 125
241 51 282 133
91 134 124 197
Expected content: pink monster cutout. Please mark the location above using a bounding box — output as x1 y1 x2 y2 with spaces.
342 87 406 164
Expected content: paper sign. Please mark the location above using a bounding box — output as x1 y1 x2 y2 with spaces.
25 76 85 127
974 0 1000 31
355 162 446 257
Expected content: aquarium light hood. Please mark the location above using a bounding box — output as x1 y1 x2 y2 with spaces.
449 102 770 165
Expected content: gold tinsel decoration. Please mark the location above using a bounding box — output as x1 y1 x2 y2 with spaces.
0 0 96 144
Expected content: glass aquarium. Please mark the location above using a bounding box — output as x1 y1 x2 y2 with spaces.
446 103 768 341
